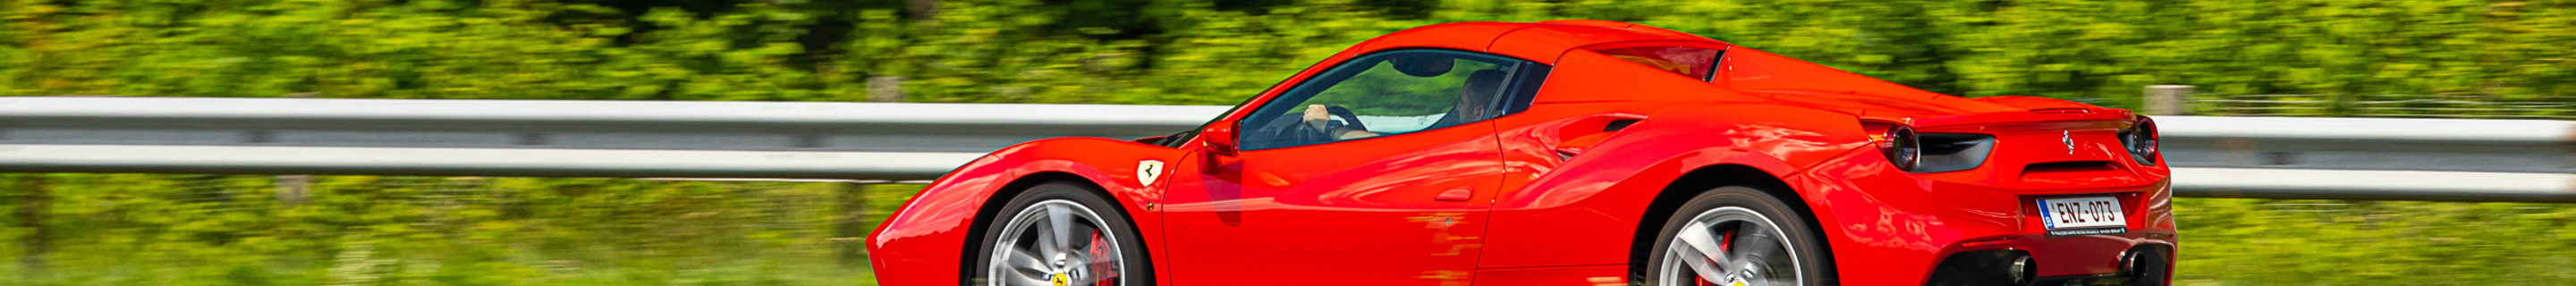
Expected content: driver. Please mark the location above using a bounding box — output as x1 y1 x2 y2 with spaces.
1302 69 1510 140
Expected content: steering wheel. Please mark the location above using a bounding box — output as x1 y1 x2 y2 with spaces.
1324 105 1369 131
1267 105 1370 146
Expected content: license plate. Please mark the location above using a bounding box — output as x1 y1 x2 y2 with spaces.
2038 197 2127 236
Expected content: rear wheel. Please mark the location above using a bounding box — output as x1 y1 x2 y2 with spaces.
972 182 1151 286
1643 186 1835 286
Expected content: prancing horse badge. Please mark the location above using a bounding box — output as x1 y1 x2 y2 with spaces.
1137 160 1166 186
2062 130 2075 155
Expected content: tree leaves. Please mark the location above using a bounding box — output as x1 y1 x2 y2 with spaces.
5 0 2576 284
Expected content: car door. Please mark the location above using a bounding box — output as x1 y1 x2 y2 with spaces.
1161 49 1542 286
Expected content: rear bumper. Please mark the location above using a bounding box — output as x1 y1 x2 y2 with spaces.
1926 231 2178 286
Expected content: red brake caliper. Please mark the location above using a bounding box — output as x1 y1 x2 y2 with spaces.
1696 229 1736 286
1088 231 1117 282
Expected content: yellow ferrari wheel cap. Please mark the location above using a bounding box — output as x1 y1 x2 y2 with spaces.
1051 273 1070 286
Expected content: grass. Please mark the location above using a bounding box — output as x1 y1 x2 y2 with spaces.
4 177 2571 285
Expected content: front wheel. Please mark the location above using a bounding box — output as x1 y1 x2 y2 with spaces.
1643 186 1835 286
971 182 1152 286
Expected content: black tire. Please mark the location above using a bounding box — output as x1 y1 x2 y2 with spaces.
1640 186 1835 286
969 181 1154 286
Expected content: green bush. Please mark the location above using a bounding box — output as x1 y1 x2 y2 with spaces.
7 0 2575 285
2175 198 2576 285
0 174 911 285
7 175 2574 286
11 0 2571 105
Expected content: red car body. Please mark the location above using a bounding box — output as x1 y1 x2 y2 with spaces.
869 21 2176 286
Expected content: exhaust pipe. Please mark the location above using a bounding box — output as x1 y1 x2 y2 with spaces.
2121 248 2171 286
1924 249 2035 286
2009 255 2034 285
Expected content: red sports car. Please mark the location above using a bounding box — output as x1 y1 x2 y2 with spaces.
869 20 2175 286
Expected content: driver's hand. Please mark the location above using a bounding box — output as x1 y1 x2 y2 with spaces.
1303 104 1331 130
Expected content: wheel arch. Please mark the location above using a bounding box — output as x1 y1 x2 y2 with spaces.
872 137 1179 286
1625 164 1835 277
960 171 1145 283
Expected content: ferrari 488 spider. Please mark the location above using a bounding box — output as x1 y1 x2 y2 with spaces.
869 20 2176 286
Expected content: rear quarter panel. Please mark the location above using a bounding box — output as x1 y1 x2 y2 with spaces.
1479 102 1873 269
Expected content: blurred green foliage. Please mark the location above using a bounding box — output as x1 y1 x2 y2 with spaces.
1302 55 1513 116
10 0 2574 105
2174 198 2576 285
5 175 2573 286
6 0 2576 285
0 174 915 285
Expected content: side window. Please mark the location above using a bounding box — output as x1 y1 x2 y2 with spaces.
1590 45 1724 80
1238 49 1535 150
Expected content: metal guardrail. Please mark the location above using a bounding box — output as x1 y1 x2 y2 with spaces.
0 97 2568 202
0 97 1226 180
2155 115 2575 202
2198 94 2576 120
2157 116 2572 173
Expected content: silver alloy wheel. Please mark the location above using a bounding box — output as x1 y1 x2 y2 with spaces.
1659 206 1803 286
987 200 1125 286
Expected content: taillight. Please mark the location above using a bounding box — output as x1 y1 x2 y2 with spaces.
1867 122 1921 171
2120 117 2159 165
1867 121 1997 172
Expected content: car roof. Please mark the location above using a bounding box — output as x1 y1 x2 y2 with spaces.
1350 21 1728 64
1333 21 2048 122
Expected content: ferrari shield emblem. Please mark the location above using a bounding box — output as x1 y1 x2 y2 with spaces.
1137 160 1165 186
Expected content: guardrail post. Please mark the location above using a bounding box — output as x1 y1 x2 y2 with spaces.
851 75 898 265
908 0 939 20
275 90 319 210
276 175 311 208
2145 85 2194 115
17 175 50 278
835 182 871 266
869 76 904 103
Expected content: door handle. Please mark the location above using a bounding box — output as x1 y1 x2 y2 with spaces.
1435 188 1473 201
